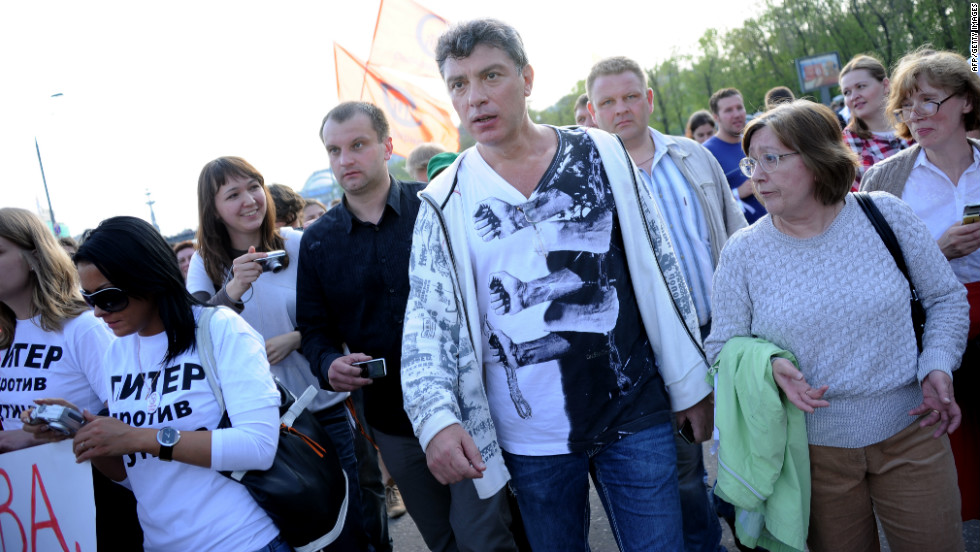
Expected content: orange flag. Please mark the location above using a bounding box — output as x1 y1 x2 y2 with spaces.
367 0 448 80
335 43 459 157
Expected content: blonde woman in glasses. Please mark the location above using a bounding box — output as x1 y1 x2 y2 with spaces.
706 100 969 551
862 48 980 523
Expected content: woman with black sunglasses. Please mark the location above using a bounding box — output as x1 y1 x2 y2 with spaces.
0 207 143 549
27 216 291 552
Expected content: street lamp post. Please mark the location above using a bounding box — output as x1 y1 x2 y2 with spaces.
35 92 63 236
34 137 59 236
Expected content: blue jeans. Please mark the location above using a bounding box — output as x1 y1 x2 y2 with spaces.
315 403 366 552
251 534 293 552
503 421 684 552
350 391 392 552
674 428 724 552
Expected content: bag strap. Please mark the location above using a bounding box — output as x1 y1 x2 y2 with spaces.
853 193 917 298
282 386 319 428
195 306 226 415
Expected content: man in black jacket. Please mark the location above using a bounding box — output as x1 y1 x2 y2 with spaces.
298 101 518 552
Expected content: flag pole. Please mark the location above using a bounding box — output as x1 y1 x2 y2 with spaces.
361 0 387 100
334 43 343 100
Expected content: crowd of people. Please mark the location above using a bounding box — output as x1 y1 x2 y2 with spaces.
2 16 977 552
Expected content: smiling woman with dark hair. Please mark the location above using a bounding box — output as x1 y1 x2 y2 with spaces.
707 100 969 551
30 215 289 552
187 157 363 549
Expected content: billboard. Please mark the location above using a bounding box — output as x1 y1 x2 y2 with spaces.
795 52 842 93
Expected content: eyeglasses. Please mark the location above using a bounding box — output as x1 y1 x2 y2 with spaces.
81 287 130 313
739 152 799 178
893 93 955 123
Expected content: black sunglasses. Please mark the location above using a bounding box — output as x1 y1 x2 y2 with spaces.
81 287 130 313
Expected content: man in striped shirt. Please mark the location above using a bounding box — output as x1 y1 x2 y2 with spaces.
588 56 747 552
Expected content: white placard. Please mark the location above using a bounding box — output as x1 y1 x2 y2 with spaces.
0 440 96 552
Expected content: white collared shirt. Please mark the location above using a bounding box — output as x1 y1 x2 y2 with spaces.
902 146 980 283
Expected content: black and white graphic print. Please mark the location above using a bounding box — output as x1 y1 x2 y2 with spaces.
467 128 668 453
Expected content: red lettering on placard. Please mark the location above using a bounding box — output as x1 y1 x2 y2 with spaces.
0 468 27 551
31 464 70 552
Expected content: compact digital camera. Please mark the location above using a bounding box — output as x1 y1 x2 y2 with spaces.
255 250 287 273
28 404 85 435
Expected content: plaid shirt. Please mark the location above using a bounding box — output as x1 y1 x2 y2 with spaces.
843 127 913 190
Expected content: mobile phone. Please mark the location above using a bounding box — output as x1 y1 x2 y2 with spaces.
963 203 980 225
677 419 696 445
353 358 387 379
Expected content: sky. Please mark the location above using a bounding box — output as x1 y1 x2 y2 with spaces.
1 0 763 237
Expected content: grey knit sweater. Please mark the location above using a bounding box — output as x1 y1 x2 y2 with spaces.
705 192 969 448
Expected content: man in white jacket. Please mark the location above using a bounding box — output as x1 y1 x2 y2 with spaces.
401 19 713 551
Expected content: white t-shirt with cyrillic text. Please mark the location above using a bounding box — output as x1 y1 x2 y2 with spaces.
1 311 110 430
104 306 279 552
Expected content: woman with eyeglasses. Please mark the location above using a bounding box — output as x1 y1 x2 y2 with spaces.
861 49 980 522
1 207 145 550
839 54 913 190
27 215 290 552
706 100 969 551
186 157 362 549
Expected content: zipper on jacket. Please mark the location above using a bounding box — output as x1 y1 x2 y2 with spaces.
418 189 479 355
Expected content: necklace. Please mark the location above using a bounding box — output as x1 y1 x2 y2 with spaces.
633 137 656 168
115 336 160 412
140 339 161 412
635 152 655 167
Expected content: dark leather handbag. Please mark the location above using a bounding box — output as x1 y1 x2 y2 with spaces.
197 307 349 552
854 192 927 352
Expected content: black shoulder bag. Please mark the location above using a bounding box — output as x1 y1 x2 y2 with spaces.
854 192 926 352
197 307 349 552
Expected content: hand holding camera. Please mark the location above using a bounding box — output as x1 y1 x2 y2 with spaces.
27 404 85 435
254 250 286 273
20 398 85 444
226 247 274 301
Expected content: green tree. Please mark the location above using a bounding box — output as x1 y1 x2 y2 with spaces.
484 0 968 139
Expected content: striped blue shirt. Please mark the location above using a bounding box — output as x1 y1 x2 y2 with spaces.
637 129 715 327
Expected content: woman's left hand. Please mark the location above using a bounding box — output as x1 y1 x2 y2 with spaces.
19 398 79 444
772 357 830 413
911 370 961 437
265 331 301 365
73 411 142 463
